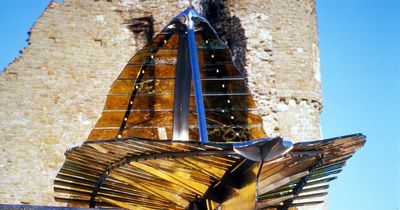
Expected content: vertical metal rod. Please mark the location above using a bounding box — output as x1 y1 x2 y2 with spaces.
187 15 208 144
173 32 191 140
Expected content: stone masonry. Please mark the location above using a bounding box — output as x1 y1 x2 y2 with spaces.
0 0 322 207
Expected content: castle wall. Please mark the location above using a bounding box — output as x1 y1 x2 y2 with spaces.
0 0 322 206
224 0 322 141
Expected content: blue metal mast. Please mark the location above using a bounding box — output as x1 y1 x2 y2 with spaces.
170 7 209 143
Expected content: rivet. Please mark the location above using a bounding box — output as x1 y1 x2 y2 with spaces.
130 101 133 105
124 117 128 121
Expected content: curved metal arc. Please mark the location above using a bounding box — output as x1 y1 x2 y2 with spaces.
116 33 174 139
162 7 226 46
88 148 236 208
281 154 325 209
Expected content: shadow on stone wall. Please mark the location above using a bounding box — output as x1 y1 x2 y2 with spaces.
202 0 247 76
201 1 254 143
126 16 154 45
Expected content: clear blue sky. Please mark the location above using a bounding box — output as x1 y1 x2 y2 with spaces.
317 1 399 209
0 1 399 209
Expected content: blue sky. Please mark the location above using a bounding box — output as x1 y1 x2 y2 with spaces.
0 1 399 209
317 1 399 209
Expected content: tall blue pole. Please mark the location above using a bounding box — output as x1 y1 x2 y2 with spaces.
187 10 208 144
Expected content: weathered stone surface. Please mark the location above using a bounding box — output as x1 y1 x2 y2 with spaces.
0 0 322 206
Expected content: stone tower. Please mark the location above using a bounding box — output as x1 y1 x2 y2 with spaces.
0 0 322 207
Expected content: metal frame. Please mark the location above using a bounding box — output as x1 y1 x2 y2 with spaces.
190 158 256 208
186 9 209 143
279 154 325 210
172 29 191 140
117 34 173 139
166 7 211 143
88 138 237 207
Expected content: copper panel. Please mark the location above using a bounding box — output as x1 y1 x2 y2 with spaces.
103 95 130 110
125 111 174 127
119 64 176 79
260 157 303 179
147 34 179 49
128 49 178 64
95 112 124 128
201 95 257 109
204 111 263 126
95 111 179 128
109 79 175 95
200 79 249 94
122 127 173 139
200 63 243 78
118 64 240 83
259 157 317 188
129 95 175 110
146 33 215 49
197 49 232 64
187 126 266 142
104 94 257 112
87 129 118 141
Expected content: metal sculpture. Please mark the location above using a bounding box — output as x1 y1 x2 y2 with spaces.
54 8 365 210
